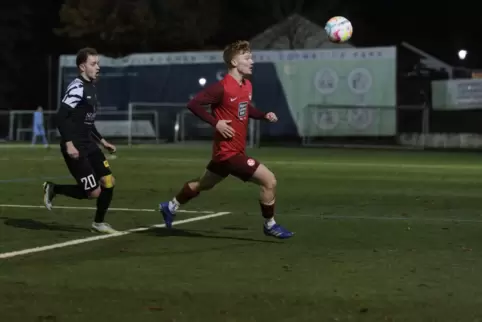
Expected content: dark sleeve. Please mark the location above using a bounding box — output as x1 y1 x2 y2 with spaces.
248 103 267 120
91 125 104 142
187 82 224 127
56 103 75 142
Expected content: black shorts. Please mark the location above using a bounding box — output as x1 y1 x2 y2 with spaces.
206 154 260 182
62 147 112 192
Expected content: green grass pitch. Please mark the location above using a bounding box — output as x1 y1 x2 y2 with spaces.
1 145 482 321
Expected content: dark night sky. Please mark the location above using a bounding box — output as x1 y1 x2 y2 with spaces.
355 0 481 67
29 0 482 65
1 0 481 110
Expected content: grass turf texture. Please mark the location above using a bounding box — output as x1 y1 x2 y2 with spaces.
1 145 482 321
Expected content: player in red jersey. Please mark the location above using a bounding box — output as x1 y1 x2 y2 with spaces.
159 40 293 239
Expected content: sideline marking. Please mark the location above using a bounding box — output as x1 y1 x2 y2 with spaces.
0 211 231 259
0 204 213 214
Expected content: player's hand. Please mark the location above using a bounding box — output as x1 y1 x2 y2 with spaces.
265 112 278 123
66 142 79 159
215 120 235 139
102 141 116 154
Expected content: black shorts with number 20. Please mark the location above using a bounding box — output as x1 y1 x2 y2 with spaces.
62 147 112 192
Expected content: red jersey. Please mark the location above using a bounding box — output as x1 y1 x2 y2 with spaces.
187 74 266 161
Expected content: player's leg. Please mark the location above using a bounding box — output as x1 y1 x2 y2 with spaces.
229 156 293 239
32 125 40 145
89 149 117 234
31 133 37 145
171 168 225 209
43 152 96 210
40 129 49 147
159 162 228 228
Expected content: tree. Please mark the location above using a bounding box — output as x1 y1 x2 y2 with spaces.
57 0 224 54
0 2 33 109
56 0 157 56
149 0 223 51
243 0 358 49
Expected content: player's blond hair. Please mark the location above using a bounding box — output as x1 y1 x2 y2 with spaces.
223 40 251 68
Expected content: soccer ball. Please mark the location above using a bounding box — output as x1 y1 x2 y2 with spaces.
325 16 353 43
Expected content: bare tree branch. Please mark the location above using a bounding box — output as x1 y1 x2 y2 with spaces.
56 0 157 55
250 0 353 49
151 0 222 50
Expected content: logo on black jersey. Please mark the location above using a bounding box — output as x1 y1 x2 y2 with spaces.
85 112 96 123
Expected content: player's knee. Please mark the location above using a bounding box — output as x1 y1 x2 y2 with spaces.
196 170 224 191
254 166 277 190
100 175 115 189
256 168 276 191
263 174 277 191
198 180 216 191
188 179 214 192
200 184 215 191
186 180 198 191
199 175 223 191
88 187 102 199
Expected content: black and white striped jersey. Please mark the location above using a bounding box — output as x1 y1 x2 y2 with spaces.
58 76 100 146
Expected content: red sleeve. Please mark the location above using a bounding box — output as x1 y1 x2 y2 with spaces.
187 82 224 127
248 103 267 120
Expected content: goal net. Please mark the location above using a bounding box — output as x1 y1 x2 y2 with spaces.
129 102 261 147
8 109 161 145
128 102 186 145
8 110 59 142
178 108 260 148
97 110 159 145
8 104 261 147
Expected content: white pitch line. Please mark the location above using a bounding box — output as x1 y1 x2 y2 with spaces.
0 211 231 259
0 204 213 214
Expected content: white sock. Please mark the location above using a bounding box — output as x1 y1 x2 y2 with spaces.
168 198 180 213
265 217 276 229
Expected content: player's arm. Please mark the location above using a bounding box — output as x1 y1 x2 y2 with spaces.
91 124 116 153
187 82 223 127
248 103 278 122
58 82 85 158
58 81 84 143
247 103 267 119
56 103 76 142
56 102 80 158
187 83 235 138
91 125 103 142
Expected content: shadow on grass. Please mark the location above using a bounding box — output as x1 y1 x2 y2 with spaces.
1 217 89 233
1 217 281 244
136 227 281 244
